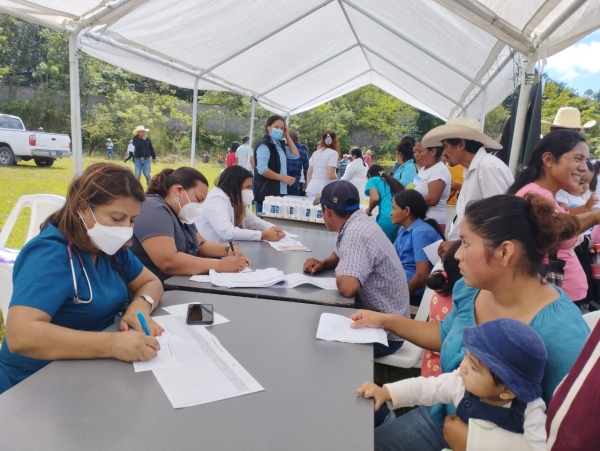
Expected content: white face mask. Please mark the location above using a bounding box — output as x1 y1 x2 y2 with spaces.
79 207 133 255
241 189 254 206
177 190 204 224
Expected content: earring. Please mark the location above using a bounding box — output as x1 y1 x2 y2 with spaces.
174 197 180 204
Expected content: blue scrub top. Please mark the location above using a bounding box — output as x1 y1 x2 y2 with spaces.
393 218 441 295
365 177 397 240
0 224 143 394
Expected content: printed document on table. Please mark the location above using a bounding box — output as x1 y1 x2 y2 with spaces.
150 315 264 409
134 335 181 372
423 239 443 266
265 236 311 252
316 313 388 346
208 268 337 290
160 304 230 327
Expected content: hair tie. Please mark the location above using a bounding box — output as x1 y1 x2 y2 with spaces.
378 170 384 176
441 271 448 280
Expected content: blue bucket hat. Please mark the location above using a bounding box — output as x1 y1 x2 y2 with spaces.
462 318 547 403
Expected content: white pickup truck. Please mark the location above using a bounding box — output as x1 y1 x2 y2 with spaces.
0 113 71 167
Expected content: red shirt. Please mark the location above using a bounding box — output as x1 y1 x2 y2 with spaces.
226 152 236 167
421 292 453 377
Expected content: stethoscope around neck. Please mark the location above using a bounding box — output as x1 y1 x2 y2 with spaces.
67 242 93 304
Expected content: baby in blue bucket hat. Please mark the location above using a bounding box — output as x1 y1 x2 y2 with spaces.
357 318 548 450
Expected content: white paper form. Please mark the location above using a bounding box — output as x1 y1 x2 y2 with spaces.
133 335 181 372
280 273 337 290
265 236 310 252
423 239 443 266
316 313 388 346
151 315 264 409
207 268 338 290
282 231 299 238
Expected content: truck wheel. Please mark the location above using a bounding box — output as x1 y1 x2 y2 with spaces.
34 157 55 167
0 146 15 166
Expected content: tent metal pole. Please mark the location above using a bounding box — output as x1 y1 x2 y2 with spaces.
538 0 589 42
341 0 482 86
338 0 373 69
285 116 290 126
479 88 487 130
68 33 83 176
195 0 334 78
249 97 257 147
190 76 199 168
363 45 466 108
508 53 536 175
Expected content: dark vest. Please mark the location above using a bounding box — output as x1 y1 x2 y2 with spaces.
253 134 285 203
456 390 527 434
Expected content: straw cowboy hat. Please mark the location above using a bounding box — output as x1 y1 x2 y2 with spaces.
421 117 502 150
132 125 149 135
542 107 596 129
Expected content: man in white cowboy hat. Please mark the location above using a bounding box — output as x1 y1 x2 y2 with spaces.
131 125 156 184
422 118 514 256
542 106 596 133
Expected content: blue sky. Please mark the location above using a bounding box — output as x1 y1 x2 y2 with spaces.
546 30 600 95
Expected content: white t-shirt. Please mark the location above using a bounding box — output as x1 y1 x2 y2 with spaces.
556 189 589 208
305 148 339 198
341 158 369 201
408 161 451 224
235 144 253 171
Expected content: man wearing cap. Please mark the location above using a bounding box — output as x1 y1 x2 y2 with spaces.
132 125 156 184
543 106 596 133
422 118 513 256
338 154 349 178
235 136 254 172
286 130 309 196
304 180 410 358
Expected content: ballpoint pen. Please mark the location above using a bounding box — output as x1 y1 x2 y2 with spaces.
229 241 236 256
137 311 151 336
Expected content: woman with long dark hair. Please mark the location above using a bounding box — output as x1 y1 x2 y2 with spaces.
390 190 444 305
365 164 404 240
341 147 369 200
509 129 600 305
131 167 251 284
253 115 299 213
393 139 417 187
351 194 589 450
196 166 284 243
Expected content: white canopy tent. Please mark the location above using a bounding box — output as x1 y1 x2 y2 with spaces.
1 0 599 174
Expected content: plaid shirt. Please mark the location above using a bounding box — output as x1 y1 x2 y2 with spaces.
286 143 309 182
335 209 410 341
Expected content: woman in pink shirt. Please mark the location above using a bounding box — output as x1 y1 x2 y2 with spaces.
508 129 600 305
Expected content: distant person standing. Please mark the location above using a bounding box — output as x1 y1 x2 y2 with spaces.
287 130 309 196
305 130 340 199
364 149 372 167
235 136 254 172
37 127 44 133
124 140 134 163
338 154 349 178
132 125 156 184
226 143 238 168
106 138 114 160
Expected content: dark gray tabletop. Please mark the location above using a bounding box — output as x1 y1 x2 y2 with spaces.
165 225 353 306
0 291 374 451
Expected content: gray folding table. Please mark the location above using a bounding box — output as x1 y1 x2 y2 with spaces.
165 225 354 306
0 291 374 451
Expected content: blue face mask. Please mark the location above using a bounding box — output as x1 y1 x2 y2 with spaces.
270 128 284 141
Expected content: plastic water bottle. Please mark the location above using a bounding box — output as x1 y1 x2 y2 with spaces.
316 205 323 223
304 201 312 221
592 243 600 280
263 197 272 217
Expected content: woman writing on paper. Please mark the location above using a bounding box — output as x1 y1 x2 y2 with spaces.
196 165 285 243
131 167 250 284
0 163 165 394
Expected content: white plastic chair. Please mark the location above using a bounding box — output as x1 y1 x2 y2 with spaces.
375 261 444 368
0 264 13 324
583 311 600 331
0 194 65 248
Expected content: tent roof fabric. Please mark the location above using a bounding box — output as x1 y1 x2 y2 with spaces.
1 0 599 120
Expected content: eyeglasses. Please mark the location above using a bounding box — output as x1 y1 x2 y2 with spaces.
67 243 93 304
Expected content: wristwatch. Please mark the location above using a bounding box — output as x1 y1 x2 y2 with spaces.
138 295 155 313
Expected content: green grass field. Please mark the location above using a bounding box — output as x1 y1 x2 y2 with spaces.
0 155 225 340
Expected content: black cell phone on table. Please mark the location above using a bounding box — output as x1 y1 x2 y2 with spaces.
186 303 214 325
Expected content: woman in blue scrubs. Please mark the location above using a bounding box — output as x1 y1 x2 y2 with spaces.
0 163 164 394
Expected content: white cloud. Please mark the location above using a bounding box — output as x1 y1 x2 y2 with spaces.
546 40 600 79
